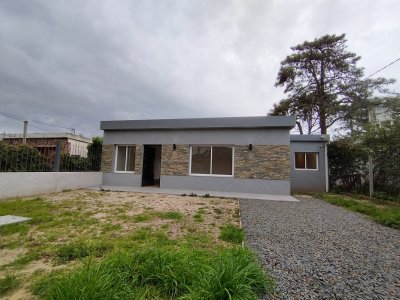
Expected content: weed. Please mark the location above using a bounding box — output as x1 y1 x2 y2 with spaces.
0 274 20 296
157 211 183 220
203 193 211 198
213 208 223 214
180 193 187 197
189 193 197 197
193 213 204 223
133 213 153 222
33 246 273 300
11 251 40 267
233 207 241 218
320 194 400 229
220 223 245 244
55 240 113 263
62 189 71 193
0 223 30 236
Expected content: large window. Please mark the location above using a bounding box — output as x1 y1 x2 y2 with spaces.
190 146 233 176
295 152 318 170
115 145 136 172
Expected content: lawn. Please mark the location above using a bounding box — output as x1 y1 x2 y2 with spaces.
319 193 400 229
0 190 274 299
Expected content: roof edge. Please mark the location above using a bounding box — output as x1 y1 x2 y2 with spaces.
290 134 330 142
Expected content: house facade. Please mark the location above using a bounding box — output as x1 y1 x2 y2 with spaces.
100 116 329 195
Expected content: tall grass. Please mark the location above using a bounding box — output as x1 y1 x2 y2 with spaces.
0 274 20 296
33 246 273 300
321 194 400 229
220 224 245 244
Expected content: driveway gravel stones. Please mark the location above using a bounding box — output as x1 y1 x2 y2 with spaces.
240 196 400 299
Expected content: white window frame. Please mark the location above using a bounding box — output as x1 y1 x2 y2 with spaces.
294 152 319 171
114 145 136 173
189 145 234 177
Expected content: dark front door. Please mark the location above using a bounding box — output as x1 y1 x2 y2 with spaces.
142 145 156 186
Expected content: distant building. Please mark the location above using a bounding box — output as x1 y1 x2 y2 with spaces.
369 106 394 127
1 133 92 157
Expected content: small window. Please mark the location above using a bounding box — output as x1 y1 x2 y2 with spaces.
190 146 233 176
295 152 318 170
115 145 136 172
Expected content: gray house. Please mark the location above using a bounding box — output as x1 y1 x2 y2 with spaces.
100 116 329 195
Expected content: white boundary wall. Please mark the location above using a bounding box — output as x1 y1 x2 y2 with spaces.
0 172 102 199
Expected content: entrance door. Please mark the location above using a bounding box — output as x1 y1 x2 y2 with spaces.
142 145 161 186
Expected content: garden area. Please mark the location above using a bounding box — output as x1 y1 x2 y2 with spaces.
0 190 274 299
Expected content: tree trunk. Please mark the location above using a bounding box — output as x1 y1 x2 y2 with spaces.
319 108 327 134
296 121 304 134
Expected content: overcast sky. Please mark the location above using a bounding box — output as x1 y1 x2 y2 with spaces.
1 0 399 137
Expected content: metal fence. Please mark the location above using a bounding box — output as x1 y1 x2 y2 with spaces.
0 139 102 172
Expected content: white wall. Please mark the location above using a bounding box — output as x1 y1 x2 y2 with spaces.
0 172 102 199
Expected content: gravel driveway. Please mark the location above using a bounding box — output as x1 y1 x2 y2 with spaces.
240 196 400 299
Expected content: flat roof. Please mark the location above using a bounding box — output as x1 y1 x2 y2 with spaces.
100 116 296 131
1 133 92 143
290 134 330 142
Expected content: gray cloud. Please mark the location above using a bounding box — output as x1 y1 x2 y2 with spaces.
1 0 399 136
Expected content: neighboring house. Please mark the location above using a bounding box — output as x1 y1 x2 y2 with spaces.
100 116 329 195
369 106 394 127
1 133 92 158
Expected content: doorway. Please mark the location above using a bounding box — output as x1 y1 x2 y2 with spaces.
142 145 162 186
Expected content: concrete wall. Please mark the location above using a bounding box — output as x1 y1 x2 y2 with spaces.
161 175 290 195
291 141 328 192
0 172 102 199
103 128 290 145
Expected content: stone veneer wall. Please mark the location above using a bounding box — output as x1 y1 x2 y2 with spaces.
234 145 290 180
161 144 189 176
101 144 143 174
134 145 142 174
101 144 113 173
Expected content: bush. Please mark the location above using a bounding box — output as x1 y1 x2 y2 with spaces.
0 144 50 171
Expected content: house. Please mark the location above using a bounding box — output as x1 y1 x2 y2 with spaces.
1 133 92 158
100 116 329 195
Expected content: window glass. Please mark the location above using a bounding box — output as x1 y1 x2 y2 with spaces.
295 152 305 169
191 146 211 174
116 146 127 171
212 147 232 175
306 153 317 169
126 146 136 171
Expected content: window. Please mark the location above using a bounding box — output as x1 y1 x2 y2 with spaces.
295 152 318 170
190 146 233 176
115 145 136 172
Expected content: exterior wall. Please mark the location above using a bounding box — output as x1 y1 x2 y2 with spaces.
161 176 290 195
0 172 102 199
103 128 290 145
235 145 290 180
101 128 292 194
161 145 189 176
101 144 113 173
291 141 327 192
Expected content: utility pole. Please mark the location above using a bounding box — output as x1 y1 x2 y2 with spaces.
23 120 28 144
368 108 374 197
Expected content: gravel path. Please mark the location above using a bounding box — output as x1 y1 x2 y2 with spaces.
240 196 400 299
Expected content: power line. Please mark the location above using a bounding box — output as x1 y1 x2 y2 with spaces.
0 111 75 132
365 57 400 79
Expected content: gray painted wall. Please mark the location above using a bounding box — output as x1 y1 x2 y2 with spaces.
103 128 290 146
0 172 102 199
102 173 142 187
291 141 328 192
161 175 290 195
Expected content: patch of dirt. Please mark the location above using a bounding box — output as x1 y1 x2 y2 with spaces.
0 248 26 267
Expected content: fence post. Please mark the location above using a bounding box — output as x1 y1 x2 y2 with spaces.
368 154 374 197
53 140 61 172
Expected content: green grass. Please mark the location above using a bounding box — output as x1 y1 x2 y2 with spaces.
55 240 113 263
320 194 400 229
0 274 20 296
220 224 245 244
133 211 184 222
193 213 204 222
33 246 273 300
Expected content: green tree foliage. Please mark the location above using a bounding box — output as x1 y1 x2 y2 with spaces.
328 137 368 192
0 144 50 171
271 34 394 134
363 120 400 195
87 136 103 171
